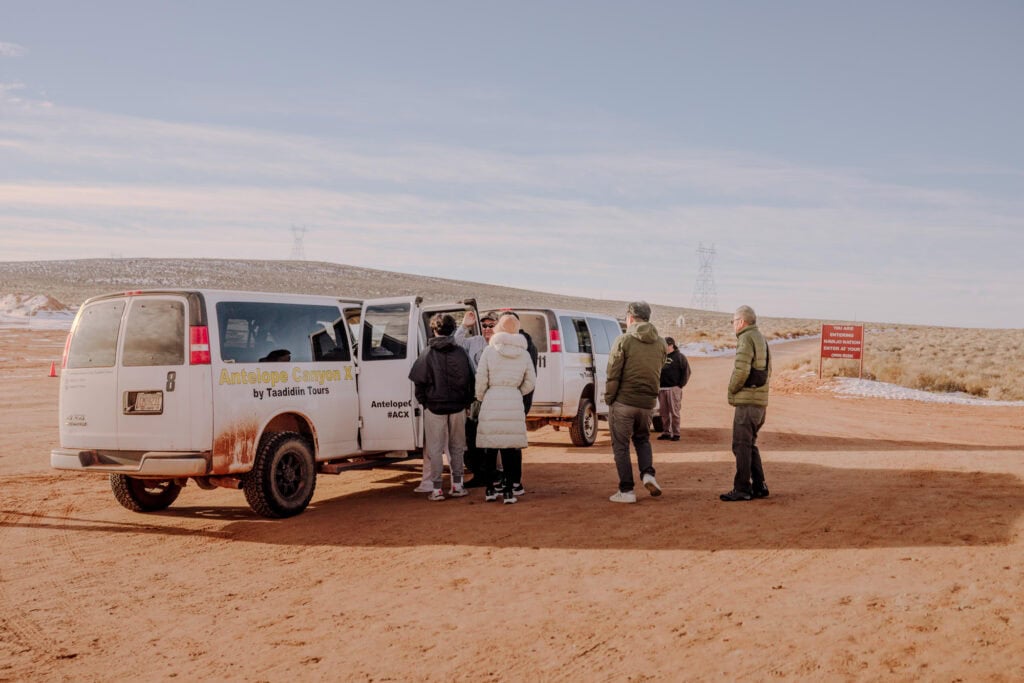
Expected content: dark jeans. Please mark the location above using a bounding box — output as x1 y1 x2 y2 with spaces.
485 448 522 493
464 418 484 475
609 402 655 492
732 404 767 494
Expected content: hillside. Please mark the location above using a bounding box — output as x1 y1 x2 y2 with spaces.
4 258 1021 400
0 258 821 346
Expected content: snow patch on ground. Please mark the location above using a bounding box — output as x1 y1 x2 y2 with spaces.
828 377 1024 407
0 294 77 329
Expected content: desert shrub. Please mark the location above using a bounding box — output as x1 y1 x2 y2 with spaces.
780 327 1024 402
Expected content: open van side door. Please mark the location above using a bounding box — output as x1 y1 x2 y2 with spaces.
587 316 622 416
356 297 421 451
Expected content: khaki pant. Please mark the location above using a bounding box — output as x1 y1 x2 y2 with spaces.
658 386 682 437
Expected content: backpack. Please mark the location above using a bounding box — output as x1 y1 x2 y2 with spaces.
680 354 692 388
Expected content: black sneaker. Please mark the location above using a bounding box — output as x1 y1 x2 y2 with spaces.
753 483 770 499
484 487 499 502
719 489 752 502
656 434 672 440
464 477 489 488
670 435 680 441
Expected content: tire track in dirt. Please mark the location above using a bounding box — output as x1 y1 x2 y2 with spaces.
0 481 63 679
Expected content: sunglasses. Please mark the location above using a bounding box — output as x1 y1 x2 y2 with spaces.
481 322 496 329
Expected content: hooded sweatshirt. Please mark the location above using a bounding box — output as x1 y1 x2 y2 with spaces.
604 321 665 409
408 335 475 415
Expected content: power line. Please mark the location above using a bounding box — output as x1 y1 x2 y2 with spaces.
290 225 307 260
690 242 717 311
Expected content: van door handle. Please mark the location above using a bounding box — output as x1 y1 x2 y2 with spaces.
166 371 176 392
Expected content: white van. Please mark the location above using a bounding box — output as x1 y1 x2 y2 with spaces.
504 308 624 447
51 289 477 517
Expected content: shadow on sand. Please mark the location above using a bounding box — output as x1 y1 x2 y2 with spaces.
7 459 1023 552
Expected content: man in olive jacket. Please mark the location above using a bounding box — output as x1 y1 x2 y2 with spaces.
721 305 770 502
605 301 666 503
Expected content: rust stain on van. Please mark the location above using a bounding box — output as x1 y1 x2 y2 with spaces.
212 420 259 474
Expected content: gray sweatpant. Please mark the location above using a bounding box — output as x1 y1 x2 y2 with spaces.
609 402 655 492
424 408 467 489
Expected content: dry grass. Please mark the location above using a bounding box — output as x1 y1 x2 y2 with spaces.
782 326 1024 402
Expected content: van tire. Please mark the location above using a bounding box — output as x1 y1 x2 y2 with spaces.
110 475 182 512
243 432 316 518
569 398 598 447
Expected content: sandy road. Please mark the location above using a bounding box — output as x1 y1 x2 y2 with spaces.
1 330 1022 681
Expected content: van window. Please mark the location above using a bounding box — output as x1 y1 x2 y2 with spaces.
586 317 611 354
122 300 186 367
558 316 592 353
572 318 592 353
362 303 410 361
590 317 624 354
312 318 352 361
67 300 126 369
518 313 548 353
215 302 344 363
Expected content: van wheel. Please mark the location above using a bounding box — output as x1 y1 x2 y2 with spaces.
110 475 181 512
243 432 316 518
569 398 598 447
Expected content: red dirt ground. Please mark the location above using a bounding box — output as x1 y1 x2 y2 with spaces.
1 330 1022 681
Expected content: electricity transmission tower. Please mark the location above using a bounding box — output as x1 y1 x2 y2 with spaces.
290 226 308 260
690 243 718 311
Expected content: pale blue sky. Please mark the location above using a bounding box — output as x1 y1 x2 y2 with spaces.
2 1 1022 327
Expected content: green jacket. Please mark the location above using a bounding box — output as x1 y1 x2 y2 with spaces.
728 324 770 406
605 322 665 409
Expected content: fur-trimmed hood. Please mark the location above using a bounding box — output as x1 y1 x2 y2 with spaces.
489 331 528 358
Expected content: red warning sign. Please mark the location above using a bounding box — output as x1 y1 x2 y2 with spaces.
820 324 864 360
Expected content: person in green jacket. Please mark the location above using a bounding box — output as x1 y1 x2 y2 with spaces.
721 305 771 502
605 301 666 503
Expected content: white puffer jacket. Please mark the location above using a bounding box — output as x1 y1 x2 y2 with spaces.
475 332 537 449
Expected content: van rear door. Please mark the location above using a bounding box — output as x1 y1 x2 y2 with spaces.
60 298 127 450
517 311 561 410
356 297 419 451
116 295 198 451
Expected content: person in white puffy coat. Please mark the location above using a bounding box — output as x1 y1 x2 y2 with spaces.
475 313 536 504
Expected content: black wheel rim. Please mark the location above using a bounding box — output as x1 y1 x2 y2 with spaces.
274 450 306 499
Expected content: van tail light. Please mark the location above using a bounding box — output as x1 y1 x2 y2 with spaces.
550 329 561 352
61 331 72 369
190 326 211 365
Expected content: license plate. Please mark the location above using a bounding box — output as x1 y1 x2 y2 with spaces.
127 391 163 414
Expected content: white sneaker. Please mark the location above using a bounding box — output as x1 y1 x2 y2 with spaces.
642 473 662 497
609 490 637 503
449 483 468 498
512 483 525 496
427 489 445 501
413 482 433 494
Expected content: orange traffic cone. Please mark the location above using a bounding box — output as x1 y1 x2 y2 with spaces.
48 361 57 378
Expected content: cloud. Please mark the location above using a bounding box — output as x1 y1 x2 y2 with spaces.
0 87 1020 327
0 42 26 58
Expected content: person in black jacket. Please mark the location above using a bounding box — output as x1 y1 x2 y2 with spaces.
408 313 476 501
657 337 690 442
